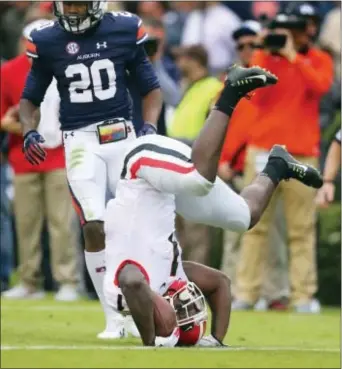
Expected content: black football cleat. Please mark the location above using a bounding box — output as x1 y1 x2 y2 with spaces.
214 65 278 116
269 145 323 189
225 64 278 98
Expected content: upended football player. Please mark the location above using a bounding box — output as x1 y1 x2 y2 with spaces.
103 65 323 346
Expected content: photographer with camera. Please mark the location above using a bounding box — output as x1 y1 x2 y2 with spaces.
233 12 333 313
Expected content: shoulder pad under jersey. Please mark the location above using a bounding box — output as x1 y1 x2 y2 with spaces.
108 11 148 45
25 20 57 59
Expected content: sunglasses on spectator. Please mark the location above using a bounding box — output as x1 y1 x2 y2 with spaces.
236 42 257 51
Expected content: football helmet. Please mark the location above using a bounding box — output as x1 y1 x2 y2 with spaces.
54 1 107 34
165 280 208 346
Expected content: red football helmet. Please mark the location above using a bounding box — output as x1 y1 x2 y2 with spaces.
164 279 208 346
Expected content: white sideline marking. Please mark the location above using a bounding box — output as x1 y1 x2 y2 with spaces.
1 306 101 312
0 345 339 353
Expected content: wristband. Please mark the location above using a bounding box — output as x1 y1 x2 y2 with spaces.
23 129 38 140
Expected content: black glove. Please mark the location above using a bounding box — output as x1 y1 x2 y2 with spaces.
138 123 157 136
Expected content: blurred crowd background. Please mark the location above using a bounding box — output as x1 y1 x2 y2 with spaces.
0 1 341 311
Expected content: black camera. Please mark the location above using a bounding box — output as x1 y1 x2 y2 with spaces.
263 13 307 51
264 34 287 50
143 38 160 58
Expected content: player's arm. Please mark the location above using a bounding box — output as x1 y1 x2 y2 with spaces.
128 28 162 134
182 261 231 344
316 131 341 208
324 132 341 182
20 57 52 136
142 83 163 132
292 51 333 95
19 36 52 164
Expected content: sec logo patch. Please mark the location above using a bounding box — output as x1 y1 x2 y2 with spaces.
66 42 80 55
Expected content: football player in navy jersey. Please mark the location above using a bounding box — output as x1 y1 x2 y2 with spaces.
19 1 162 340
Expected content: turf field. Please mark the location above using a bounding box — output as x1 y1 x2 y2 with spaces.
1 298 340 368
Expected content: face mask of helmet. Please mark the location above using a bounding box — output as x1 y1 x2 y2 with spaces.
54 1 107 34
165 281 208 327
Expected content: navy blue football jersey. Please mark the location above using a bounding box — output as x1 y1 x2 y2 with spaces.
22 12 160 130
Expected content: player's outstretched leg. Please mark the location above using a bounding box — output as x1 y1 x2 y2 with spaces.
241 144 323 228
191 65 278 183
118 264 156 346
173 65 322 234
175 144 323 234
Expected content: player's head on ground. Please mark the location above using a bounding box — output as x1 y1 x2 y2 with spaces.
54 1 107 34
165 280 208 346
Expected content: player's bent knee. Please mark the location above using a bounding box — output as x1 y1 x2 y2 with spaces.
228 198 251 233
82 221 105 252
222 273 231 288
118 264 147 293
216 271 231 296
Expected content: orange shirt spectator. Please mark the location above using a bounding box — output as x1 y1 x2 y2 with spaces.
220 98 258 173
249 48 333 157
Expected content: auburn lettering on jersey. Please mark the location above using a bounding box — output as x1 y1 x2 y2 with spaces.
22 12 159 131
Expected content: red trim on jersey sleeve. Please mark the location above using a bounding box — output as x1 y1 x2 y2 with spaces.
136 24 148 44
114 260 150 286
25 39 38 58
130 157 195 179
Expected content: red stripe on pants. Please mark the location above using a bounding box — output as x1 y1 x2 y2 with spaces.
130 157 195 179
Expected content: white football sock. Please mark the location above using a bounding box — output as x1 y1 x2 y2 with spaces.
84 250 123 331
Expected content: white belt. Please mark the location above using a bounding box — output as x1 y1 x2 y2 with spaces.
63 119 134 133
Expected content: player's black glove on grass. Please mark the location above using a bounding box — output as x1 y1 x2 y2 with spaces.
138 123 157 136
214 64 278 117
22 130 46 165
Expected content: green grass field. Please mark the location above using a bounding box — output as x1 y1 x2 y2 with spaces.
1 298 340 368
